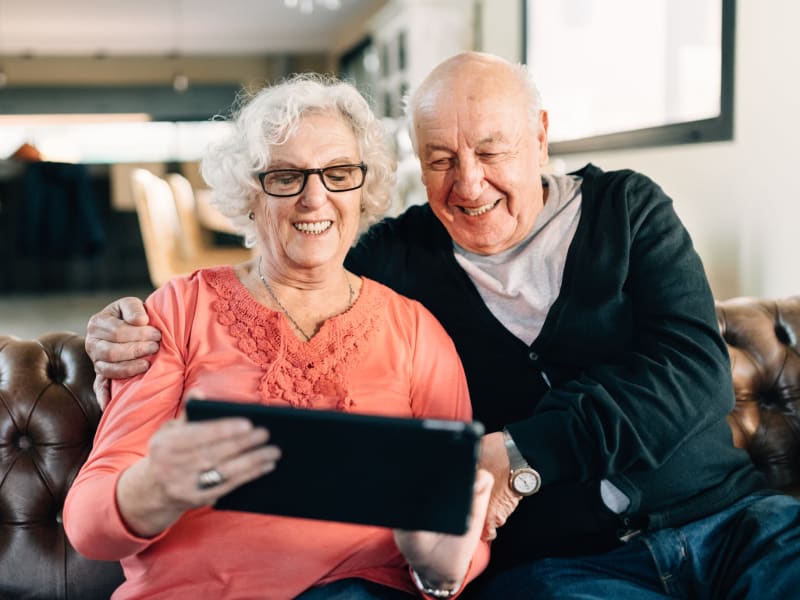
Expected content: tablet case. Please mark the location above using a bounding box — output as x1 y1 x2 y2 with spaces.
185 399 484 535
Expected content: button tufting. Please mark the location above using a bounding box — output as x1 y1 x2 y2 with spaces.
775 323 796 347
47 358 66 384
17 434 32 450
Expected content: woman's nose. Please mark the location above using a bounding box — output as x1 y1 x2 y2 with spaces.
300 172 328 208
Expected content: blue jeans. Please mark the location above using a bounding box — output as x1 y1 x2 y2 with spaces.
468 492 800 599
295 578 414 599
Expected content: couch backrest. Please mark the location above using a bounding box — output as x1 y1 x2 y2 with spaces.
716 296 800 495
0 333 123 600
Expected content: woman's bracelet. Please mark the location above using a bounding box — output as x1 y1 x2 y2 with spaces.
410 568 463 598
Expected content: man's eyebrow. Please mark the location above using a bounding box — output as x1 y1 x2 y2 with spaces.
423 143 455 154
476 132 508 145
422 133 510 155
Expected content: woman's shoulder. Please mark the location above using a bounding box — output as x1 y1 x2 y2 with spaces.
144 265 242 319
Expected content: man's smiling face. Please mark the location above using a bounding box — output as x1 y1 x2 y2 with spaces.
414 56 550 255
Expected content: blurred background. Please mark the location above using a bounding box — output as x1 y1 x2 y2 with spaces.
0 0 797 338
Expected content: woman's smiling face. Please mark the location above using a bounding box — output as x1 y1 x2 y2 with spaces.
254 112 363 276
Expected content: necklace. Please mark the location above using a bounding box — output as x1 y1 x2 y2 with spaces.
257 257 355 342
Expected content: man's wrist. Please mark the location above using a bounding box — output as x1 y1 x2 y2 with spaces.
503 428 542 496
410 567 463 598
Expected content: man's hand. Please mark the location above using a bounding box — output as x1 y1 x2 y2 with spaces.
394 469 493 590
479 431 521 541
86 297 161 409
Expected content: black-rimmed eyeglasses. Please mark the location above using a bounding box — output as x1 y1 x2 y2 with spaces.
257 163 368 197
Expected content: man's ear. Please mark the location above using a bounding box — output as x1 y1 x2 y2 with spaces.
537 110 549 166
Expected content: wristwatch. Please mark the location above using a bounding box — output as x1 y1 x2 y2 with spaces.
502 428 542 496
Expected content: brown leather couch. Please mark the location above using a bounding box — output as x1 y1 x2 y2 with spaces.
1 296 799 599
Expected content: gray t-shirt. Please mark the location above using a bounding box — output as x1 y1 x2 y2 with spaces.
454 173 582 345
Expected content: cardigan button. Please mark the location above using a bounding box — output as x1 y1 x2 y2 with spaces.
528 350 539 362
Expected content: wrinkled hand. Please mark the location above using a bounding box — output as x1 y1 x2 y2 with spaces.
116 408 281 537
85 297 161 409
394 469 493 589
479 431 521 541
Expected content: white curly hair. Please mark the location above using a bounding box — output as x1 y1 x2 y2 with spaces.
201 73 396 248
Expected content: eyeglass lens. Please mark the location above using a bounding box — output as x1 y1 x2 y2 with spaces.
261 164 365 196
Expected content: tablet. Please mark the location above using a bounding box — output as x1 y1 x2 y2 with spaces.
185 399 484 535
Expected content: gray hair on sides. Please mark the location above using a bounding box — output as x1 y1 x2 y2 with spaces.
404 52 544 156
201 73 396 248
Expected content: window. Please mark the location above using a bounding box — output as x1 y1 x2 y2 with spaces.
524 0 735 153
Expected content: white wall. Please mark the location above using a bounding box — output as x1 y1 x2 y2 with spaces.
483 0 800 300
478 0 521 61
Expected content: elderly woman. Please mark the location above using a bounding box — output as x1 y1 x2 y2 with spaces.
64 74 491 599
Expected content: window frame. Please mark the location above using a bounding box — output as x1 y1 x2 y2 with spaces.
522 0 736 154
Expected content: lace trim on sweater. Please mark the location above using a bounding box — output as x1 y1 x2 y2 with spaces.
206 266 384 410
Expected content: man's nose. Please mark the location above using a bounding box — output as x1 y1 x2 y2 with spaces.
452 157 484 199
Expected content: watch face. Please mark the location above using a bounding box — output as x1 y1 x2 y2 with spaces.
512 470 541 495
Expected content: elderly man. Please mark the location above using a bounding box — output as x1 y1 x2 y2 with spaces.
86 52 800 598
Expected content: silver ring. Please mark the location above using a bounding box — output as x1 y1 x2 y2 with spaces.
197 468 225 490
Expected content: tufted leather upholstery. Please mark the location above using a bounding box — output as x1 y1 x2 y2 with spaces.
717 296 800 496
0 333 123 600
0 297 798 598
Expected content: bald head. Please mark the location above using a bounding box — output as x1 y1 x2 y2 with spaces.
407 52 544 154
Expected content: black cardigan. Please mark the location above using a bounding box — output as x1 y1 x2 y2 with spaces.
346 164 764 565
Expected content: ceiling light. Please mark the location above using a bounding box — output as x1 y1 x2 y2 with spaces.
173 72 189 93
284 0 341 15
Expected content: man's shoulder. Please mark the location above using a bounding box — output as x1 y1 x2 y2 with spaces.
374 202 437 232
353 203 442 252
570 163 650 187
571 163 669 212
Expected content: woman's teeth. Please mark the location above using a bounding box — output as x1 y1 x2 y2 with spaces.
294 221 332 234
460 200 500 216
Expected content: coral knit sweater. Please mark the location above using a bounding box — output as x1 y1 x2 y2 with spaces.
64 266 489 600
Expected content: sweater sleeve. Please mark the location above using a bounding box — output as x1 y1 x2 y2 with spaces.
507 170 734 491
64 276 198 560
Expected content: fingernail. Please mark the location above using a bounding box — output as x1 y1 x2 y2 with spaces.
233 419 253 432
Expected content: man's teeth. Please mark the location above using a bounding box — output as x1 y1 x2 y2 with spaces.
461 200 499 216
294 221 332 234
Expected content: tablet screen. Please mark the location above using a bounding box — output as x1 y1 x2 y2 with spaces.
185 399 484 535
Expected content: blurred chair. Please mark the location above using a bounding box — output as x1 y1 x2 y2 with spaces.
131 169 252 288
176 163 240 235
165 172 242 251
110 162 167 211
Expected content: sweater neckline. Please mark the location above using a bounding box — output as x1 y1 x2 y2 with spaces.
205 265 384 410
215 264 366 345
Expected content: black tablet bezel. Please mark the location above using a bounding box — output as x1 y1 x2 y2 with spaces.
185 399 484 535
